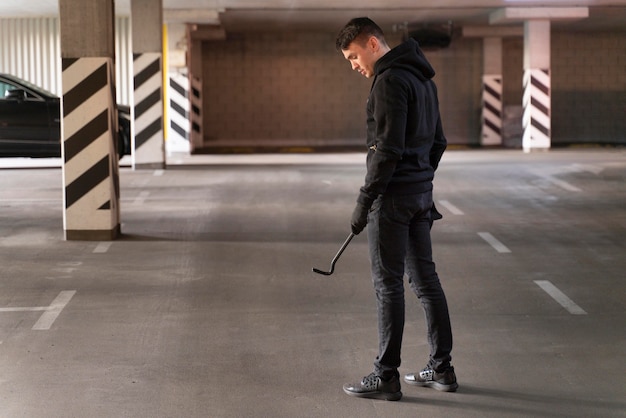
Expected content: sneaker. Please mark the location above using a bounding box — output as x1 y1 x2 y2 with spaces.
343 373 402 401
404 366 458 392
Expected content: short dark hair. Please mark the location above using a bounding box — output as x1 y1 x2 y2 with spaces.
335 17 385 51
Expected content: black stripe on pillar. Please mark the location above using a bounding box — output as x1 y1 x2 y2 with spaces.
531 118 550 137
62 58 79 71
530 96 550 117
170 78 187 98
64 110 108 163
170 101 187 119
63 63 108 117
135 89 161 119
484 101 502 119
485 119 501 135
484 83 502 101
135 117 162 148
134 57 160 89
65 155 110 209
171 121 187 138
531 75 550 96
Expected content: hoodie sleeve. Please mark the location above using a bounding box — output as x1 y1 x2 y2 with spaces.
357 75 408 207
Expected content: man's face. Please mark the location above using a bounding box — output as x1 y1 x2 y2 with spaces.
342 37 377 78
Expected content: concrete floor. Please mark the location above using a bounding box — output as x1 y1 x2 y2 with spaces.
0 149 624 418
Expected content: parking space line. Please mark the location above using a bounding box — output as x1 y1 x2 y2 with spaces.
0 306 48 312
534 280 587 315
93 242 112 253
438 200 464 215
32 290 77 330
478 232 511 253
542 175 582 192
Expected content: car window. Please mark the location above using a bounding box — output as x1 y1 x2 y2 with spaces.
0 81 16 99
0 79 41 100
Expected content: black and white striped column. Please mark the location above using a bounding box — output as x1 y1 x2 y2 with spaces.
522 68 551 152
189 75 203 152
133 52 165 168
62 57 120 240
167 73 190 152
481 75 503 146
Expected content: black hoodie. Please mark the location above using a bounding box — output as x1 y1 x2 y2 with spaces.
357 38 447 208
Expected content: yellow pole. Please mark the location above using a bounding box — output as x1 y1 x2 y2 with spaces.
162 23 168 141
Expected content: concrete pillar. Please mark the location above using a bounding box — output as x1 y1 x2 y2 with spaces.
489 7 588 152
187 27 204 153
131 0 165 169
481 37 503 146
522 20 551 152
164 23 191 153
59 0 120 240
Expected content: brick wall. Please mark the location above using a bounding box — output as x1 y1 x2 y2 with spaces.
200 29 625 148
202 32 370 146
551 31 626 144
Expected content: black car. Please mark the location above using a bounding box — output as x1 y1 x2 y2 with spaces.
0 73 130 158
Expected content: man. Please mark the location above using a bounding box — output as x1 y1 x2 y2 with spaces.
336 17 456 401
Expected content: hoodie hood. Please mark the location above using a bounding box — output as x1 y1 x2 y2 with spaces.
374 38 435 82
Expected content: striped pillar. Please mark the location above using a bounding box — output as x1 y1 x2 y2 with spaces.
481 75 503 146
189 75 203 152
133 52 165 168
167 73 190 152
522 68 551 152
61 57 120 240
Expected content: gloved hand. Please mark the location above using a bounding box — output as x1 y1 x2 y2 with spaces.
351 202 369 235
431 203 443 221
429 202 443 229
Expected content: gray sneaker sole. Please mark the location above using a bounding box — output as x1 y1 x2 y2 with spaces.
343 387 403 401
403 376 458 392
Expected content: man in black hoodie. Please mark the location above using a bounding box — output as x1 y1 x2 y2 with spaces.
336 17 456 401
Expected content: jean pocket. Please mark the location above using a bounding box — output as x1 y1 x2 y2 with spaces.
391 193 432 223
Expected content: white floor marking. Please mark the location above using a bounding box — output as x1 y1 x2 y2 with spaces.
542 175 582 192
93 242 112 253
153 169 164 176
0 306 49 312
438 200 464 215
529 169 582 192
32 291 77 330
534 280 587 315
478 232 511 253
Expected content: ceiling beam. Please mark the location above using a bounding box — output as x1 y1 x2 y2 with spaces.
490 7 589 25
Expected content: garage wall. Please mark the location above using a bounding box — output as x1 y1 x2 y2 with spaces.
551 31 626 144
0 17 133 106
200 29 625 148
201 32 371 147
200 32 483 147
0 18 61 95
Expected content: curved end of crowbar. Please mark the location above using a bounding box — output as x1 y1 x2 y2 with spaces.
311 232 354 276
312 267 333 276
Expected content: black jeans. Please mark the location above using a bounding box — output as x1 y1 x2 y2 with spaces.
367 190 453 379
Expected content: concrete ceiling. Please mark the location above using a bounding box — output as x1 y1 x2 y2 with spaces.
1 0 625 33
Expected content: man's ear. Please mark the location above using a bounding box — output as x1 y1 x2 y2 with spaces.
367 36 379 52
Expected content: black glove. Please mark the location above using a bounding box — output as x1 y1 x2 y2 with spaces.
431 203 443 221
351 202 369 235
429 202 443 229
